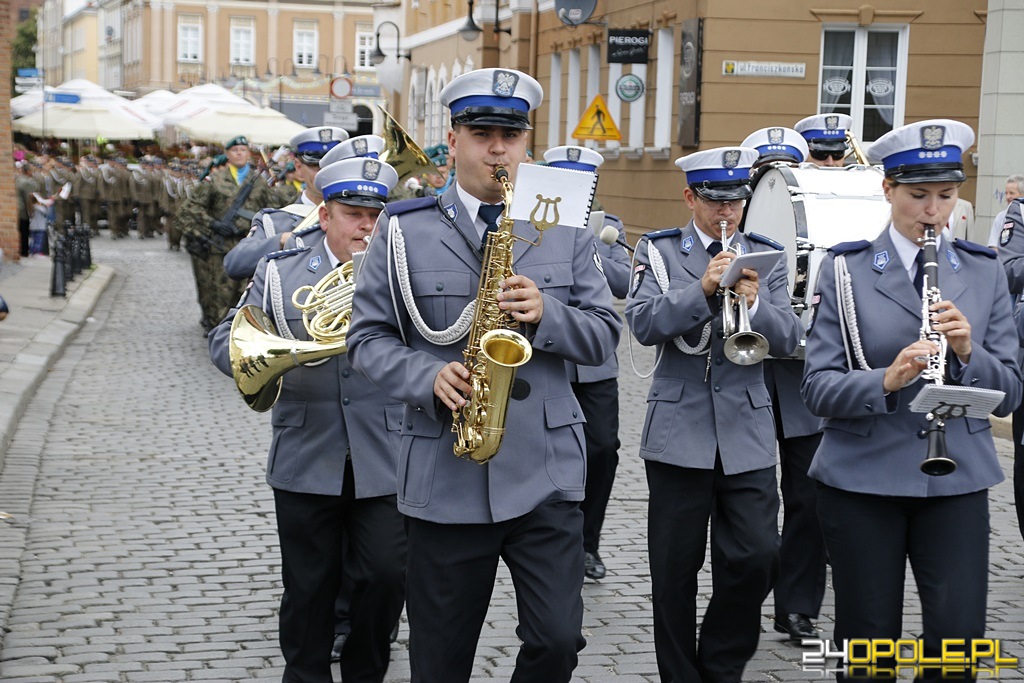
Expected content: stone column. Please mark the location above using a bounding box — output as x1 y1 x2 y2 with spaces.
207 4 219 82
975 0 1024 243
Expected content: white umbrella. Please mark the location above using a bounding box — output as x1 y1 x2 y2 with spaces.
161 83 256 126
174 107 306 146
12 104 156 140
11 79 162 130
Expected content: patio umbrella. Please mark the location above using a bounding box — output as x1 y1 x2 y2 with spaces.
13 104 156 140
174 107 306 146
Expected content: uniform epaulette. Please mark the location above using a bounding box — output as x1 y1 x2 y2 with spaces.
278 203 315 218
605 213 621 223
643 227 681 240
387 196 436 216
953 238 997 259
266 246 311 260
293 222 322 238
828 240 871 255
747 232 784 251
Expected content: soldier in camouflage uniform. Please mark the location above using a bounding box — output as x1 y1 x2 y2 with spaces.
176 135 278 335
75 155 101 232
103 157 131 238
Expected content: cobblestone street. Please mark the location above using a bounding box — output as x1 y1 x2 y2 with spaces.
1 236 1023 681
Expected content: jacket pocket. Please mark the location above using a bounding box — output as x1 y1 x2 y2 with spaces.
268 400 306 482
641 378 684 453
398 406 443 507
966 416 991 434
544 395 587 490
519 263 574 302
383 403 406 466
410 270 474 327
746 383 776 453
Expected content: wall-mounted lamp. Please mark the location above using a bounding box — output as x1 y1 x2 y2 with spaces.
370 21 411 65
458 0 511 41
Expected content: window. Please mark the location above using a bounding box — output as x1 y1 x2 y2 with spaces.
230 17 255 65
177 14 202 62
819 25 907 143
356 24 374 70
294 20 317 68
19 8 29 22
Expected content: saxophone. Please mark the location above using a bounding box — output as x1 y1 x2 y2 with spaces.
452 167 534 463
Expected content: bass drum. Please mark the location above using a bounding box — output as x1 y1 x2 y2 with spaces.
742 164 890 355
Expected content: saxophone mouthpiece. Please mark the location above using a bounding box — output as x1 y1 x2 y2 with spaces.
493 166 509 183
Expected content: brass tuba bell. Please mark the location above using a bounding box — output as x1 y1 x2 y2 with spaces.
378 106 443 186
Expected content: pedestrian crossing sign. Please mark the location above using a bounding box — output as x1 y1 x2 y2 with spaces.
572 95 621 142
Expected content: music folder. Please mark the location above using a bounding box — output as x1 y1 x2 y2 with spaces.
909 384 1005 419
719 250 784 288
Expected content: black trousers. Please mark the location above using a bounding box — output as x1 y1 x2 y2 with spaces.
646 458 779 683
405 499 586 683
274 469 406 683
773 430 826 617
817 484 988 673
18 217 29 257
1013 398 1024 541
572 379 621 554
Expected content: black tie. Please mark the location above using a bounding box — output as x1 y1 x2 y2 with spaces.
707 241 723 258
478 203 504 248
913 249 925 294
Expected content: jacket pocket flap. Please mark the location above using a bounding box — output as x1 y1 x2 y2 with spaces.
404 407 445 437
384 403 405 432
544 395 587 429
966 416 991 434
272 400 306 427
648 378 684 402
519 263 574 289
746 384 772 409
410 270 472 297
824 417 871 437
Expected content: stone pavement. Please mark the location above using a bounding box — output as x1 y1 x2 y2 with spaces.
0 236 1022 682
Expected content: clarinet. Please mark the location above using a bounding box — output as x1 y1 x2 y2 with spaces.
918 225 957 476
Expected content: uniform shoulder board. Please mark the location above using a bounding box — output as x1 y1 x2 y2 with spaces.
605 213 621 222
828 240 871 255
953 238 997 259
747 232 784 251
642 227 681 241
387 196 437 216
292 223 322 238
266 246 311 260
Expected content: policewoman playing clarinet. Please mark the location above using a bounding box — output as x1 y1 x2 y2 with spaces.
801 119 1021 680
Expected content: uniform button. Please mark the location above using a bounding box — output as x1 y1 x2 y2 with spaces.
544 274 552 283
342 369 350 378
406 422 413 430
342 398 350 406
713 385 721 393
572 410 578 418
692 314 700 320
970 377 979 384
652 389 659 396
715 357 722 365
544 340 553 347
864 403 872 411
436 282 444 291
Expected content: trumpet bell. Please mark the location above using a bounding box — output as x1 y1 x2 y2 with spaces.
724 331 770 365
229 305 347 412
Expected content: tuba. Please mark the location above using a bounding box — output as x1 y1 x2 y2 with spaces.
228 261 355 412
451 167 533 463
845 131 870 165
378 106 443 186
718 220 770 365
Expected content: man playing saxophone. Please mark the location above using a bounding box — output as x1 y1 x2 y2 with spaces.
346 68 621 683
208 157 406 683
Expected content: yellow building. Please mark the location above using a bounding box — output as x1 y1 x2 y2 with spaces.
382 0 992 240
62 3 98 82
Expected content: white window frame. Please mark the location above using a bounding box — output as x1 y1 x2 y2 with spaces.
817 24 909 143
356 24 375 71
294 21 318 69
177 15 202 63
230 17 255 66
548 53 562 150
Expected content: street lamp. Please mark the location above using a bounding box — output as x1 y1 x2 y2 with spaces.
264 58 297 113
370 21 411 65
333 56 351 78
458 0 511 41
313 54 329 76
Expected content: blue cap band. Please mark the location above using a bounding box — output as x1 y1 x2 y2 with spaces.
323 179 388 199
884 145 962 171
756 144 804 161
360 152 380 159
549 160 597 173
450 94 530 116
684 168 750 184
297 141 337 154
800 127 846 140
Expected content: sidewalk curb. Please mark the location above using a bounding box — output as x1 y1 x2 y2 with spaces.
0 265 115 469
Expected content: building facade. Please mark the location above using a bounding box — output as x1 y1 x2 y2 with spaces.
385 0 994 241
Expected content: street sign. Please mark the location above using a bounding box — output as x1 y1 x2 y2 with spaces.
46 93 81 104
329 99 354 114
330 77 353 99
351 83 382 98
17 68 40 78
15 77 43 86
323 111 359 131
14 85 36 94
572 94 621 142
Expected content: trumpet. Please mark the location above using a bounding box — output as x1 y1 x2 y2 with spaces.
718 220 770 365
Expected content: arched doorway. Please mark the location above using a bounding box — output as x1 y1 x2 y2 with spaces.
355 104 373 136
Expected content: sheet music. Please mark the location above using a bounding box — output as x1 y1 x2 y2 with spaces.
909 384 1006 419
509 164 598 230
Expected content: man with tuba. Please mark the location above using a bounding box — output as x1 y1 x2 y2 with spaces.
223 127 349 281
208 157 406 683
346 68 621 683
625 148 801 683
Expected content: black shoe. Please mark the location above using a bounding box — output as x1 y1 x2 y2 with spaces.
584 551 606 580
774 613 817 640
330 632 348 662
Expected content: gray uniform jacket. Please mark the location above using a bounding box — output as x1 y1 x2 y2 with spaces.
764 358 821 439
223 203 317 280
567 213 631 384
996 198 1024 294
346 187 622 525
801 230 1021 497
625 222 801 474
208 240 403 499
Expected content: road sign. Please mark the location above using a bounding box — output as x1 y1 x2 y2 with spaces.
46 93 81 104
17 68 40 78
323 111 359 131
15 77 43 86
329 99 354 114
330 77 353 99
572 94 621 142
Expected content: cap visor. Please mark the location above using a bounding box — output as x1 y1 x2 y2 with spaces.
808 140 847 152
888 168 966 184
328 194 386 210
693 184 753 201
452 113 532 130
